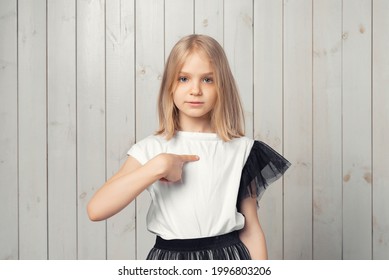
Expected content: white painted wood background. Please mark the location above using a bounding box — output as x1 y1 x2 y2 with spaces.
0 0 388 260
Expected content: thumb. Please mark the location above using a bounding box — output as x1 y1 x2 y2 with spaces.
179 154 200 162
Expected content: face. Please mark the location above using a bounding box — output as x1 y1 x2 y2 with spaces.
172 51 217 131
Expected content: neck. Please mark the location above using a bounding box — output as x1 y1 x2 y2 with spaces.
178 116 214 133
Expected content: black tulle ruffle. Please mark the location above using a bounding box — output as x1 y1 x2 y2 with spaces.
146 243 250 260
237 141 291 208
146 231 251 260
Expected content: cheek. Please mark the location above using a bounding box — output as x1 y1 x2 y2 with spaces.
209 88 218 105
172 91 182 107
172 92 178 105
173 83 189 98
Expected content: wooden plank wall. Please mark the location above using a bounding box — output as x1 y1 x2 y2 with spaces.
47 0 77 259
312 0 342 260
0 0 388 260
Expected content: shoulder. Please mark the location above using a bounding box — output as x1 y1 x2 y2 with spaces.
229 136 254 148
127 134 168 164
227 136 255 156
133 134 168 149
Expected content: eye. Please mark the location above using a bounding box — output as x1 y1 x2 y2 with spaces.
178 76 188 83
202 77 213 84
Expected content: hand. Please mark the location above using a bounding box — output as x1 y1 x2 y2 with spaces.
155 153 199 183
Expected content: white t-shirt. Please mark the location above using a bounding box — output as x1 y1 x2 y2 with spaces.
127 131 254 240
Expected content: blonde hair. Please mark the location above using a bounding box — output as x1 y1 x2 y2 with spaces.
156 34 245 141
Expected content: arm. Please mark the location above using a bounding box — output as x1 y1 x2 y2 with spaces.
87 155 161 221
87 153 199 221
238 196 268 260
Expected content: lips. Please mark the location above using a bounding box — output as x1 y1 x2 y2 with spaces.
186 101 204 105
185 101 204 108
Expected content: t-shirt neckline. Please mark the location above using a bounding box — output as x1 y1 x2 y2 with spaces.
175 130 220 140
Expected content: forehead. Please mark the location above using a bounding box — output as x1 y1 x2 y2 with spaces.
179 50 213 73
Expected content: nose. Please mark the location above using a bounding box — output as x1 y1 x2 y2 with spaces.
190 81 202 96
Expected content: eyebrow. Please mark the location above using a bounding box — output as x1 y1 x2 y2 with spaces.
179 71 214 76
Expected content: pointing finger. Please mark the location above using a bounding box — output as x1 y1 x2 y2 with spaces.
179 154 200 162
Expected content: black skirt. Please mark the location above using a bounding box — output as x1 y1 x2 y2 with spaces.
146 231 251 260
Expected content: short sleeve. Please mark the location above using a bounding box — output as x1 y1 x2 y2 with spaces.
127 143 148 165
237 141 291 208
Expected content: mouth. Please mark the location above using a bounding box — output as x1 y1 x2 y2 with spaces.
186 101 204 105
186 101 204 107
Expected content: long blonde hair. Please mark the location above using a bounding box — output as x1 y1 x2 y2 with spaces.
156 34 245 141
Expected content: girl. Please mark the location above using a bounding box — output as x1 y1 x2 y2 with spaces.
87 34 290 260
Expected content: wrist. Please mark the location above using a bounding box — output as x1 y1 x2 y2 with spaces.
148 154 168 179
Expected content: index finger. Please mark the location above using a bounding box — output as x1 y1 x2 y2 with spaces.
179 154 200 162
